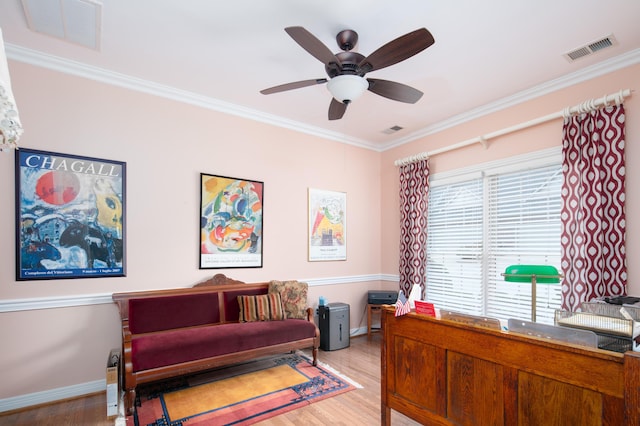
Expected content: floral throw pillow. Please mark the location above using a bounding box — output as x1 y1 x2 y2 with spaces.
237 293 285 322
268 280 308 319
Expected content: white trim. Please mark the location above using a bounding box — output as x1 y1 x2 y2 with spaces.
303 274 385 286
384 49 640 151
394 89 631 166
0 275 397 313
5 44 639 153
0 275 394 412
5 44 377 151
0 379 105 413
429 147 562 185
379 273 399 283
0 293 113 313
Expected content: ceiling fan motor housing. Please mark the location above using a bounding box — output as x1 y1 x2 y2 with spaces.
325 51 366 77
336 29 358 51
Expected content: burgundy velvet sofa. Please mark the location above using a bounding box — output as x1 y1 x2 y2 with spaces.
112 274 320 416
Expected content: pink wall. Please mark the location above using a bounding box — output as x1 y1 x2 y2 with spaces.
0 62 383 400
1 62 383 297
0 59 638 404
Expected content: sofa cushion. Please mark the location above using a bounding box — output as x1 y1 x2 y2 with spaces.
268 280 308 319
129 293 220 333
222 288 267 322
131 319 316 372
238 293 285 322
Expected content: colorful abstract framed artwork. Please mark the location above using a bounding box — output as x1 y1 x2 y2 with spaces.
15 148 126 280
200 173 264 269
308 188 346 261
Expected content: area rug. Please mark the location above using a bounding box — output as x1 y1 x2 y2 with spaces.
126 352 358 426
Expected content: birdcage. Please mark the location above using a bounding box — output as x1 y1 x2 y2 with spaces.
554 306 638 353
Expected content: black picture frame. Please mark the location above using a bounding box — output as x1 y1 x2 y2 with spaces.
15 148 126 280
199 173 263 269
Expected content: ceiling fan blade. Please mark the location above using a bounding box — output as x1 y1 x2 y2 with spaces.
359 28 434 73
285 26 342 68
260 78 328 95
328 98 347 120
367 78 423 103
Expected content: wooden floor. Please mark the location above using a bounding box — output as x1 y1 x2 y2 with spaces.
0 333 421 425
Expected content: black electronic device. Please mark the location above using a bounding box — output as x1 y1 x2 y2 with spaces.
318 303 350 351
368 290 398 305
604 296 640 305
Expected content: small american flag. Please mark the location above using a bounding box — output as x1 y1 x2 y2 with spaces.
395 290 411 317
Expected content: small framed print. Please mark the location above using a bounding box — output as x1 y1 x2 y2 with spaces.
200 173 263 269
15 148 126 280
308 188 346 261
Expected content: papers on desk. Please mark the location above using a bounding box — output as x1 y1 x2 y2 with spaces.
414 300 436 317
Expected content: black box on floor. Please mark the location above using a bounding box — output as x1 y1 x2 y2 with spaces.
368 290 398 305
318 303 350 351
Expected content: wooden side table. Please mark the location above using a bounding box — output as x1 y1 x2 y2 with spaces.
367 304 383 338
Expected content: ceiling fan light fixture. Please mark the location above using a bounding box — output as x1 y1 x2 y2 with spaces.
327 75 368 104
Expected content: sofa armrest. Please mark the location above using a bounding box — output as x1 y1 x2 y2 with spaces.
304 307 320 366
121 320 131 341
119 319 136 413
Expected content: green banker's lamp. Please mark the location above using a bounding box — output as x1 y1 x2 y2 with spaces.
502 265 563 322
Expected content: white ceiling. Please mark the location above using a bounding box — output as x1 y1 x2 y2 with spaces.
1 0 639 151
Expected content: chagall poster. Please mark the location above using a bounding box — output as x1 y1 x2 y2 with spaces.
15 148 126 280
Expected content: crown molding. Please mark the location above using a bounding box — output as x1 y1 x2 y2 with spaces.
5 44 377 151
381 48 640 151
6 44 638 153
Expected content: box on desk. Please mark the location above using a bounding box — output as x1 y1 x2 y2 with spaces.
106 348 120 417
367 290 398 305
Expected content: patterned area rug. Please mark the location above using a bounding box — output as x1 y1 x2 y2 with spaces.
126 352 358 426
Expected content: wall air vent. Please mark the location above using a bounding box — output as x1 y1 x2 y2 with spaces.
382 125 404 135
564 34 616 62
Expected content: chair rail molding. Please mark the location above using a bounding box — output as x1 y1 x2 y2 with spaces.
0 274 396 312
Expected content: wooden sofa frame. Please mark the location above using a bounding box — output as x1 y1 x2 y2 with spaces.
112 274 320 415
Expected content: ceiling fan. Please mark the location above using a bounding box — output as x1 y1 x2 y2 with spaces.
260 26 435 120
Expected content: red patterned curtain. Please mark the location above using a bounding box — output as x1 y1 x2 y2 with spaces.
398 159 429 297
560 104 627 311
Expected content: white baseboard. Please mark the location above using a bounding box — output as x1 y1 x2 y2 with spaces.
351 326 367 336
0 330 373 413
0 276 392 413
0 379 105 413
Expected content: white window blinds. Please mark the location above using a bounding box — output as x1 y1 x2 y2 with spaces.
426 153 562 324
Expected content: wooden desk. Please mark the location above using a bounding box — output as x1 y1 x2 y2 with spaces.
381 307 640 425
367 304 383 338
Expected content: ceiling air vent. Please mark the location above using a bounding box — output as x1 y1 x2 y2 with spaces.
382 125 404 135
564 34 617 62
21 0 102 50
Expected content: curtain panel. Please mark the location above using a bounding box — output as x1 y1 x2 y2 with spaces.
398 160 429 297
560 104 627 311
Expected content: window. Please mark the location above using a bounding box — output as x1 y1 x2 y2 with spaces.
425 149 562 324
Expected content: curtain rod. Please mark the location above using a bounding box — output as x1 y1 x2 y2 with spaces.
394 88 633 167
